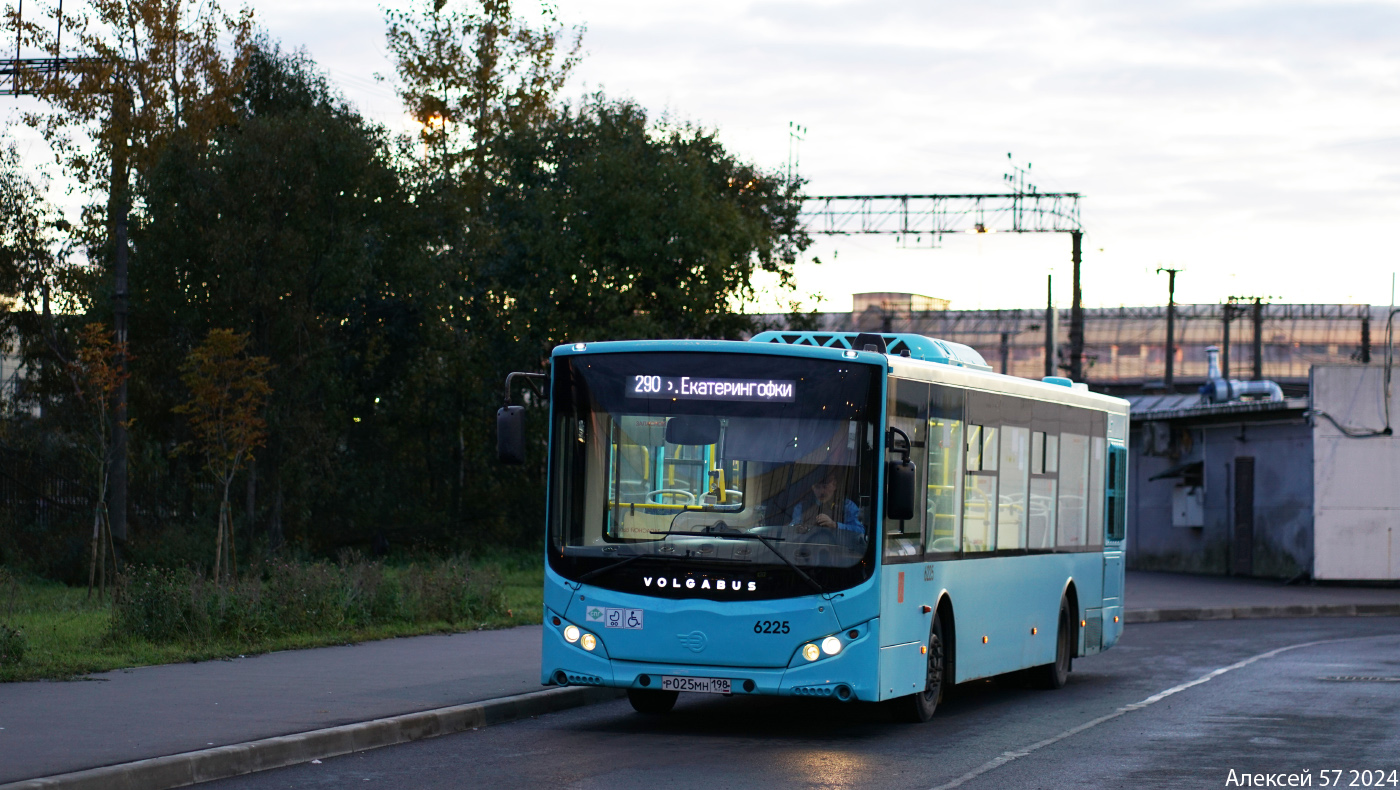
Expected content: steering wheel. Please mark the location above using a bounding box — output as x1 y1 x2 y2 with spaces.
647 489 696 505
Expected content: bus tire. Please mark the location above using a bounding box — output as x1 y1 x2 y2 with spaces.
894 610 947 723
1032 600 1072 690
627 688 679 714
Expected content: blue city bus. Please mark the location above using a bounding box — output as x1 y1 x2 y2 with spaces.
498 331 1128 721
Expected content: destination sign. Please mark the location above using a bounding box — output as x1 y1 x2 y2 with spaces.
628 375 795 403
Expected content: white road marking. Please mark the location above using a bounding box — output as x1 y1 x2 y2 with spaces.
928 637 1356 790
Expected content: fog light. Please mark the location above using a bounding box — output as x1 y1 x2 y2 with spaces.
802 643 820 661
580 633 597 651
821 636 842 656
563 625 580 643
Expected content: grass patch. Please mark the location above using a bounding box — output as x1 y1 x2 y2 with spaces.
0 553 544 682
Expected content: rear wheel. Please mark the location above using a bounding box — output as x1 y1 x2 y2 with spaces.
1032 600 1073 690
894 610 947 723
627 688 679 714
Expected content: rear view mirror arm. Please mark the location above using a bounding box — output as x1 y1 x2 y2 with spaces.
886 426 912 462
504 371 548 406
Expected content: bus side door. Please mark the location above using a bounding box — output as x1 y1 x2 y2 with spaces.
1101 440 1127 648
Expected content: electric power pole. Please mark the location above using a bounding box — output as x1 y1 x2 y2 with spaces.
1044 273 1057 378
1227 295 1273 381
1221 297 1242 379
1252 297 1264 381
1157 267 1182 390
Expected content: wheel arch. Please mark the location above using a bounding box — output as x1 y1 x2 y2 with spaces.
935 591 957 686
1061 578 1081 657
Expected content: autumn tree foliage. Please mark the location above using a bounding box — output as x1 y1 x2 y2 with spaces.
16 0 256 195
175 329 271 583
384 0 581 180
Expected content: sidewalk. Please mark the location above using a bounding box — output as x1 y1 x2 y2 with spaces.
1125 571 1400 622
3 572 1399 786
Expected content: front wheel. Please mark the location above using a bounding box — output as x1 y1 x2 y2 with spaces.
893 610 947 723
1031 600 1073 690
627 688 679 714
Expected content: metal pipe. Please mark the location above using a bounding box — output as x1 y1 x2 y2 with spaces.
1202 346 1283 403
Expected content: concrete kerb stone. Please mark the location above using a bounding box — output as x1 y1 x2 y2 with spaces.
1124 603 1400 624
0 686 625 790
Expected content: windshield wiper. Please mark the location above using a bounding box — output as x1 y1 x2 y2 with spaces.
715 533 825 595
576 552 649 584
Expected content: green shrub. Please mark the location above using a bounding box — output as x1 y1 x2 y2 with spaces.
0 623 25 666
109 556 504 646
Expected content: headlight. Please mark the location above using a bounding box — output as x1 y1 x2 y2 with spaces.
821 636 842 656
802 643 820 662
563 624 580 643
580 633 598 651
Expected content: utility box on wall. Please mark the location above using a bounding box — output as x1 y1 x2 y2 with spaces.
1171 486 1204 528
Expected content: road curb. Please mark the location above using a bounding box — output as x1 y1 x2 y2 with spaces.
1126 603 1400 624
0 686 625 790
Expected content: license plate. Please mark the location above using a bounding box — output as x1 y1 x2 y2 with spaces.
661 676 731 694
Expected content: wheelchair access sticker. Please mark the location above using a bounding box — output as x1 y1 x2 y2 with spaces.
586 607 644 630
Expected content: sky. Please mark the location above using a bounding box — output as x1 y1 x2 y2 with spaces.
7 0 1400 313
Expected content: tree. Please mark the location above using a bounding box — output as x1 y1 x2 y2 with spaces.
383 0 581 182
14 0 256 544
175 329 270 583
134 43 432 552
64 323 128 597
482 95 810 352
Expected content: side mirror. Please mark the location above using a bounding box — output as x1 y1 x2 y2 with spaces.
885 460 917 521
664 415 721 446
497 406 526 465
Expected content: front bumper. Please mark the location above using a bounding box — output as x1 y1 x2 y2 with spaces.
541 611 880 701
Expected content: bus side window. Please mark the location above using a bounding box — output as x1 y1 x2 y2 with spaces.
1087 435 1106 548
1028 431 1058 549
997 426 1030 550
1057 432 1089 547
963 422 998 552
925 386 964 555
884 379 929 561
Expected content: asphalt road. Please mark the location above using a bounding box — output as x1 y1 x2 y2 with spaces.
209 617 1400 790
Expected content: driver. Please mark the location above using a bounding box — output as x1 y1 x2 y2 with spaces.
790 468 864 539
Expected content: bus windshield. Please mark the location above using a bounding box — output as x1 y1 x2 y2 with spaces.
549 351 882 597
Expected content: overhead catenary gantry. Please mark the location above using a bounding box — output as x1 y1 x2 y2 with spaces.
799 184 1090 381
